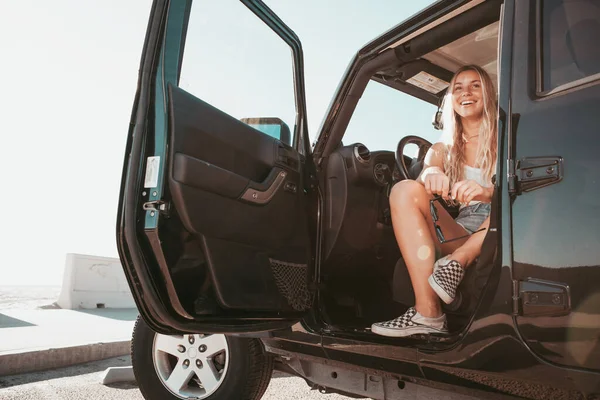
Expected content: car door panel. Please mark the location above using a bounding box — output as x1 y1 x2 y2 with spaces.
117 0 314 332
169 85 279 185
167 85 303 245
202 235 307 310
172 153 249 199
166 84 310 312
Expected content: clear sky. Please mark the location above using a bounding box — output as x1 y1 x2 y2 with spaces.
1 0 437 286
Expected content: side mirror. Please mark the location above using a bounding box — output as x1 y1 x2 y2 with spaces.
240 117 291 146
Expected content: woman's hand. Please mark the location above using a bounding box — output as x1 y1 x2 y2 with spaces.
451 180 492 204
422 167 451 200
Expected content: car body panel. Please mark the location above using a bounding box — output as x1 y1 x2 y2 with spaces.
509 0 600 374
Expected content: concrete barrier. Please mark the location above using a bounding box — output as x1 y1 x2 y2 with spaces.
0 341 131 376
101 366 136 385
57 253 135 309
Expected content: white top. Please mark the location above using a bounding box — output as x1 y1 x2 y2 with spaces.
461 165 491 208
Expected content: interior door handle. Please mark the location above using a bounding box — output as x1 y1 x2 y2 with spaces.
241 169 287 205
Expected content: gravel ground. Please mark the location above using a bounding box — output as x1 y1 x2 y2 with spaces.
0 356 356 400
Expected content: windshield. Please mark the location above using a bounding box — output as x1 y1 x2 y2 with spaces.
343 80 441 157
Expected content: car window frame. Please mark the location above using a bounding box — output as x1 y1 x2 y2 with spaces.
174 0 310 155
535 0 600 97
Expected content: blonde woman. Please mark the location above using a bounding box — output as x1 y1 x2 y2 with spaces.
372 65 498 337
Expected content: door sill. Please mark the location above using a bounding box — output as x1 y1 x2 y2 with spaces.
320 323 459 346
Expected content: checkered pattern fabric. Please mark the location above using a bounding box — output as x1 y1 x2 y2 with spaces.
374 307 419 329
431 259 464 301
371 307 448 337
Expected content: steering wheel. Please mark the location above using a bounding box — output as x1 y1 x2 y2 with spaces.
395 135 432 181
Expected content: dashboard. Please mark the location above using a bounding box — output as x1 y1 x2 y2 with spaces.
322 141 428 270
347 143 406 189
322 143 404 265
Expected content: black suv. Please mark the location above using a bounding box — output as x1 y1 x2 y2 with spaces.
117 0 600 399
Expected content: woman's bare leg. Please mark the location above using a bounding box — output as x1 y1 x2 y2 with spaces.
389 180 469 318
448 216 490 267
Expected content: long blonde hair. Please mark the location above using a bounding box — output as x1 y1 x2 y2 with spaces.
440 65 497 187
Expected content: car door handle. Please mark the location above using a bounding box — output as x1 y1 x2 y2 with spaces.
241 168 287 205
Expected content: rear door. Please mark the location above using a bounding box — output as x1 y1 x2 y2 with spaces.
510 0 600 372
117 0 315 333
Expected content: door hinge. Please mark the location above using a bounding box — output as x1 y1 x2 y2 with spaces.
515 278 571 317
509 156 563 195
507 159 517 194
143 200 170 214
512 280 520 315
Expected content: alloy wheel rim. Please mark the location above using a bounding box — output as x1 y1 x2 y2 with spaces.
152 333 229 399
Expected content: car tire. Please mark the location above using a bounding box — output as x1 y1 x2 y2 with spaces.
131 316 273 400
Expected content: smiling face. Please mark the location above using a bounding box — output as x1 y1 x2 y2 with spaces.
451 69 484 121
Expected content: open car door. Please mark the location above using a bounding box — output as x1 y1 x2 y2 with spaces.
117 0 315 334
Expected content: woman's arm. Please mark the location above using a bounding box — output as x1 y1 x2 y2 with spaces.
451 181 494 204
416 142 452 200
416 142 448 184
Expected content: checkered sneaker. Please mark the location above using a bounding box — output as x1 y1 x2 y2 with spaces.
429 258 464 304
371 307 447 337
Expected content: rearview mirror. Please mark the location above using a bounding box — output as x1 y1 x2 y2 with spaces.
240 117 291 146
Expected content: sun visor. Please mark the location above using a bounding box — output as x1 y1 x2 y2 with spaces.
372 59 454 104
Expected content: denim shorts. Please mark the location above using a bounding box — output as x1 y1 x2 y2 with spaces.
455 202 491 234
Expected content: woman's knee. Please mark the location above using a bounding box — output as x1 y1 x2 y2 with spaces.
390 180 428 209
